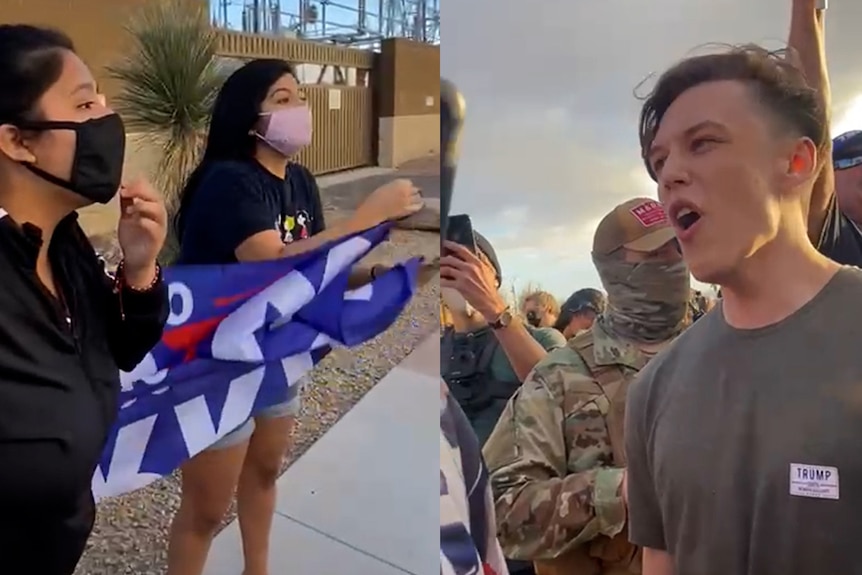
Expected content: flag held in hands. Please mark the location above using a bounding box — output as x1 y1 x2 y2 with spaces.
93 224 420 499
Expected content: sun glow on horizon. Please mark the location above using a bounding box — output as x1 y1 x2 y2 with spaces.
833 94 862 137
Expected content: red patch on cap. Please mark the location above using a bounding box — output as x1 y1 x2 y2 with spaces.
630 200 667 227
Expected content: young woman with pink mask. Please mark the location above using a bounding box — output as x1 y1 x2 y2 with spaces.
168 58 422 575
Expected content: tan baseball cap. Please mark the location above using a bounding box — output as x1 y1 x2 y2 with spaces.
592 197 676 256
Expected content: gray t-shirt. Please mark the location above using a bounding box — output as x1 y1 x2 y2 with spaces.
625 267 862 575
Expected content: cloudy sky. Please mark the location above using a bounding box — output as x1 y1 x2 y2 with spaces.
442 0 862 300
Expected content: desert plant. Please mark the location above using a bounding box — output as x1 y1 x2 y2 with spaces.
107 0 224 210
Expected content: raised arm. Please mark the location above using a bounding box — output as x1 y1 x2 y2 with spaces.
492 321 565 382
789 0 832 244
441 240 556 381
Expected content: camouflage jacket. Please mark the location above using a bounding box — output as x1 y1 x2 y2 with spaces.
482 320 657 571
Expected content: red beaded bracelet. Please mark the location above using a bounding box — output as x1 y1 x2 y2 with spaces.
115 260 161 293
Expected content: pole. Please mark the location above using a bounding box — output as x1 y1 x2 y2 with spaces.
441 80 466 240
252 0 261 32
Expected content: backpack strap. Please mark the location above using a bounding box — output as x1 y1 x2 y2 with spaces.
440 327 458 380
567 329 630 466
475 333 499 375
567 329 624 389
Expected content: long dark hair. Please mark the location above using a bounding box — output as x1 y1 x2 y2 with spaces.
0 25 74 125
174 58 297 237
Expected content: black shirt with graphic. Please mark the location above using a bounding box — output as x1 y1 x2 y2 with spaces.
817 195 862 267
177 159 326 265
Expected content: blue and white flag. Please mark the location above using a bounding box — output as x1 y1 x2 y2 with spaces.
93 224 420 499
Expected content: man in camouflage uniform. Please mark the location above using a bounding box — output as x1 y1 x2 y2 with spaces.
482 198 691 575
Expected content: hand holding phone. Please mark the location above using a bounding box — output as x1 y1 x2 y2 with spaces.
445 214 476 254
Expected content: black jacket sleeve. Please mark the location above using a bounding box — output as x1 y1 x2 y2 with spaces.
105 265 169 372
71 220 170 373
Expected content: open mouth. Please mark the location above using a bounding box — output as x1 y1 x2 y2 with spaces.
676 208 701 231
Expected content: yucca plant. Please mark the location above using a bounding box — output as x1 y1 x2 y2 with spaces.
107 0 224 210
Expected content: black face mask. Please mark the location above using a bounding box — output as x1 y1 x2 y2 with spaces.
17 114 126 204
525 310 541 328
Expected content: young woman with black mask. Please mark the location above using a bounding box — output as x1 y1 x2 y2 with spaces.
168 58 423 575
0 25 169 575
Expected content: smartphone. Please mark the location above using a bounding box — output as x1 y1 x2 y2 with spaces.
446 214 476 254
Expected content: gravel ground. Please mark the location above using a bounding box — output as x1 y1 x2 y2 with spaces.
74 226 440 575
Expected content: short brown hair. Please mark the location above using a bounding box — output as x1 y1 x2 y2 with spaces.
638 44 828 179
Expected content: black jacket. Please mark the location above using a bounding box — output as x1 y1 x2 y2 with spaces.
0 210 168 515
818 195 862 266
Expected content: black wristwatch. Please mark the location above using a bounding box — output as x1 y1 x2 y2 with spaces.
490 307 515 330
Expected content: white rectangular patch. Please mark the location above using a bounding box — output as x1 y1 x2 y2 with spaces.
789 463 839 500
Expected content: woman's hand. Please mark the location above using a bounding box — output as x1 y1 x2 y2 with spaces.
354 179 424 228
117 179 167 288
347 257 438 289
417 257 440 287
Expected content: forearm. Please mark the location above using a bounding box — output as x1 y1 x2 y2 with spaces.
278 215 370 259
789 2 829 110
109 267 169 371
347 264 378 288
493 322 551 381
789 1 833 242
494 466 626 560
642 548 675 575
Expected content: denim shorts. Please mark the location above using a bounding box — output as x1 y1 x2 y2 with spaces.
206 389 302 451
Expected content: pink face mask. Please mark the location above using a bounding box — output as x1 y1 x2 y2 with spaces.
257 106 313 157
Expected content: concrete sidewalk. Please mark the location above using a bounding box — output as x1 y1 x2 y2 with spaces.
203 335 440 575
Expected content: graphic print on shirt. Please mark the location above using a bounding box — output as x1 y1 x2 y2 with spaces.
274 215 284 242
789 463 840 500
283 210 312 243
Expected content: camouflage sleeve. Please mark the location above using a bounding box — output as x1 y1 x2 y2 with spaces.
482 347 626 561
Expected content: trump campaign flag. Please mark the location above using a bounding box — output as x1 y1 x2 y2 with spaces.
93 224 420 499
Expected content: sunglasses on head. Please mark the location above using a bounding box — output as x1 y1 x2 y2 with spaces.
835 155 862 171
565 304 597 316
